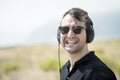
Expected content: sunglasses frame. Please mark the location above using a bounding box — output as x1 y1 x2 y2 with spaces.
59 26 86 35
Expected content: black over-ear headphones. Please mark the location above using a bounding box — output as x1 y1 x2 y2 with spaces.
85 17 94 43
57 17 94 43
57 28 61 44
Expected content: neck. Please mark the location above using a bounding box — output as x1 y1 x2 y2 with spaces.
69 45 89 71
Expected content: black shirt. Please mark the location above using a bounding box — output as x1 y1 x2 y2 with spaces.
60 51 117 80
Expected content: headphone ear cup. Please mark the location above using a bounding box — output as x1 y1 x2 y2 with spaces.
86 22 94 43
57 29 60 43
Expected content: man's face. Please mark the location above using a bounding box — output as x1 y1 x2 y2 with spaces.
60 14 87 53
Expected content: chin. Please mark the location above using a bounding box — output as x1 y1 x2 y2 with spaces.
65 48 78 54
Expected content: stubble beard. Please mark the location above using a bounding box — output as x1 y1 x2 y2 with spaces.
64 40 86 54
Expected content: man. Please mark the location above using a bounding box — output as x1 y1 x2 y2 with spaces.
57 8 116 80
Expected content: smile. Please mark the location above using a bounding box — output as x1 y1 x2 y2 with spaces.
65 39 79 46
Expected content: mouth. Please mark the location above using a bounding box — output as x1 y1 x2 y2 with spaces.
64 39 79 53
65 40 78 45
65 38 79 47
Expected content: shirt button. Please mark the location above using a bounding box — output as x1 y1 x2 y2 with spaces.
66 77 69 80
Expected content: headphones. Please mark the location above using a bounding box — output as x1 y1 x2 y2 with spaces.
57 17 94 43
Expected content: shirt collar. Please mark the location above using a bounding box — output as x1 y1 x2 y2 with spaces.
66 51 95 68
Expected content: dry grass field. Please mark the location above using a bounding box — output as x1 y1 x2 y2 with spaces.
0 38 120 80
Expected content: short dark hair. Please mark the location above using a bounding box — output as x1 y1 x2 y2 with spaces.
60 8 93 28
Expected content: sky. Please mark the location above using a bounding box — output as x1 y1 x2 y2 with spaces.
0 0 120 47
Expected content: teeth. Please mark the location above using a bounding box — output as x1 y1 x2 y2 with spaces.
66 41 77 45
68 41 76 43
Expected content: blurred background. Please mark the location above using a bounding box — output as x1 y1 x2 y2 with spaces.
0 0 120 80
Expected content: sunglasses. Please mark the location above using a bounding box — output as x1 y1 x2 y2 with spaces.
59 26 86 34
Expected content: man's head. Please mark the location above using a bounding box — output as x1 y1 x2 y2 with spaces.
57 8 94 53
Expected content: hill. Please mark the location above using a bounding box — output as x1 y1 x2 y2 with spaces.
0 39 120 80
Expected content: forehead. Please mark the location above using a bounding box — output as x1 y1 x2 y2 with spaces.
61 14 85 26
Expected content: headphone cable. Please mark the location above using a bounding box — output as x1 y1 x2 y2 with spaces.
58 42 61 73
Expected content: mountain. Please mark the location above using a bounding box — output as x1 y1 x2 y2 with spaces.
27 10 120 44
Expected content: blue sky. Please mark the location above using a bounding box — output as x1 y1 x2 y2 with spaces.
0 0 120 47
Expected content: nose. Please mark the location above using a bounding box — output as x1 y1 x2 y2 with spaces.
67 28 75 38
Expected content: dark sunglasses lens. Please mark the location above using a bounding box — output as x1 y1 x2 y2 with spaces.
60 27 69 34
73 26 83 34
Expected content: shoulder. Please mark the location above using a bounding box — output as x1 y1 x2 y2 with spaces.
88 67 117 80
